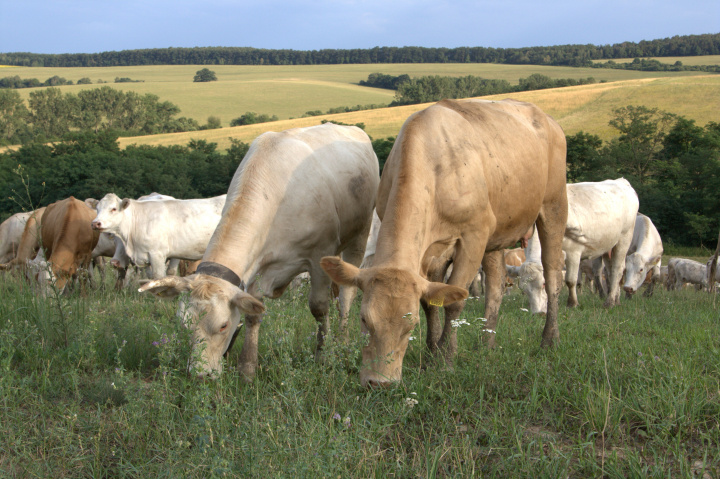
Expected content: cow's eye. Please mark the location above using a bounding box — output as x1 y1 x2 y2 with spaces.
219 322 229 332
111 208 117 213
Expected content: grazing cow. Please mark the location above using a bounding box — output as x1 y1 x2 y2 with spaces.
0 207 46 271
320 99 568 387
91 194 226 279
623 213 663 297
38 197 100 292
0 212 32 263
517 179 639 314
139 124 380 378
668 258 706 290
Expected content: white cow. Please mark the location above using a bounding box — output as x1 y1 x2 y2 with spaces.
138 124 380 379
518 179 639 313
623 213 663 297
668 258 706 291
0 212 32 263
91 194 226 279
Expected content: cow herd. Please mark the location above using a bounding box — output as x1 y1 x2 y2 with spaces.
0 99 714 387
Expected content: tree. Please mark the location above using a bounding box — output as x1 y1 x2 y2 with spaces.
193 68 217 82
606 105 676 184
0 90 30 144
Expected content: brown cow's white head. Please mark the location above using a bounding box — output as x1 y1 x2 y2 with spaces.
139 274 265 377
91 193 129 232
517 261 547 314
320 256 467 388
623 253 660 295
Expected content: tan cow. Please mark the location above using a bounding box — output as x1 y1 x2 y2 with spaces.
139 124 380 378
38 197 100 292
0 207 46 271
321 98 568 387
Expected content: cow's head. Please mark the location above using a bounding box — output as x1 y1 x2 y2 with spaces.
139 274 264 377
92 193 130 232
623 253 660 294
320 256 467 388
517 261 547 314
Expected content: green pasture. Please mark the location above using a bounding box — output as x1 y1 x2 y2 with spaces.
1 260 719 477
3 61 715 127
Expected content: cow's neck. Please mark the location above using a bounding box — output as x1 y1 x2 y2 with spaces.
201 184 278 288
113 210 137 258
373 174 433 274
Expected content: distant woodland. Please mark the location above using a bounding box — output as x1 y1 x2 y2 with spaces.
1 33 718 68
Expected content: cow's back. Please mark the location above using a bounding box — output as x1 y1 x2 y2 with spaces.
42 197 99 265
377 99 566 258
205 123 379 287
0 212 32 262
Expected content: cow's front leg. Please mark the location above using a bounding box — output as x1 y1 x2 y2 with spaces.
309 265 332 361
237 313 262 381
149 254 168 279
480 250 505 349
565 252 582 308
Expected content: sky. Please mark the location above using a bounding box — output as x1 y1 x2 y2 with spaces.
2 0 718 54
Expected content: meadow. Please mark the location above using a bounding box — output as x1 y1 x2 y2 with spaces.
1 254 719 477
3 61 716 129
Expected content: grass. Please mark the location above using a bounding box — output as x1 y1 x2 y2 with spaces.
1 261 719 477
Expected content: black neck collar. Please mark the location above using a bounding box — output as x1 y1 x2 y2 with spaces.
195 261 243 288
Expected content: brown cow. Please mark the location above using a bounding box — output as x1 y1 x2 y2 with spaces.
0 207 46 271
321 99 568 387
37 197 100 292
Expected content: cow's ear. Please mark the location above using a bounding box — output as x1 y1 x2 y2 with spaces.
139 276 192 298
231 290 265 315
421 281 468 307
320 256 363 288
120 198 131 210
84 198 98 209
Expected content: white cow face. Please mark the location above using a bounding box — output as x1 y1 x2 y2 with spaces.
623 253 649 294
91 193 129 233
139 275 265 377
517 262 547 314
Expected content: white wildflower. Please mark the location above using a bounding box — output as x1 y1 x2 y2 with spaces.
404 397 419 408
520 308 529 312
483 328 496 334
451 318 470 328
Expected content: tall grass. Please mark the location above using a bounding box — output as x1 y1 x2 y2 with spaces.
1 268 718 477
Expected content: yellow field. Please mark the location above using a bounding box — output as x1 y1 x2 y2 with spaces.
592 55 720 66
2 62 714 126
112 75 720 151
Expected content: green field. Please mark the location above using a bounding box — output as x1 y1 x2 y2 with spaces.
112 74 720 152
3 61 716 128
1 262 718 476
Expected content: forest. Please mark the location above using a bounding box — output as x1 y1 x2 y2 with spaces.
1 33 718 68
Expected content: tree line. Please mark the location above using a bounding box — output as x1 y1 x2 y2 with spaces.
375 73 597 106
1 34 718 68
0 105 717 247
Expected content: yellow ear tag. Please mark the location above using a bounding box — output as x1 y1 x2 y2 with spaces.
428 298 444 307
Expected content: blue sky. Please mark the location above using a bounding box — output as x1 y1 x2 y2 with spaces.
2 0 718 54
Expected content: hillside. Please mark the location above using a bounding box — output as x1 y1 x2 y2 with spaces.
115 75 720 151
3 62 714 127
